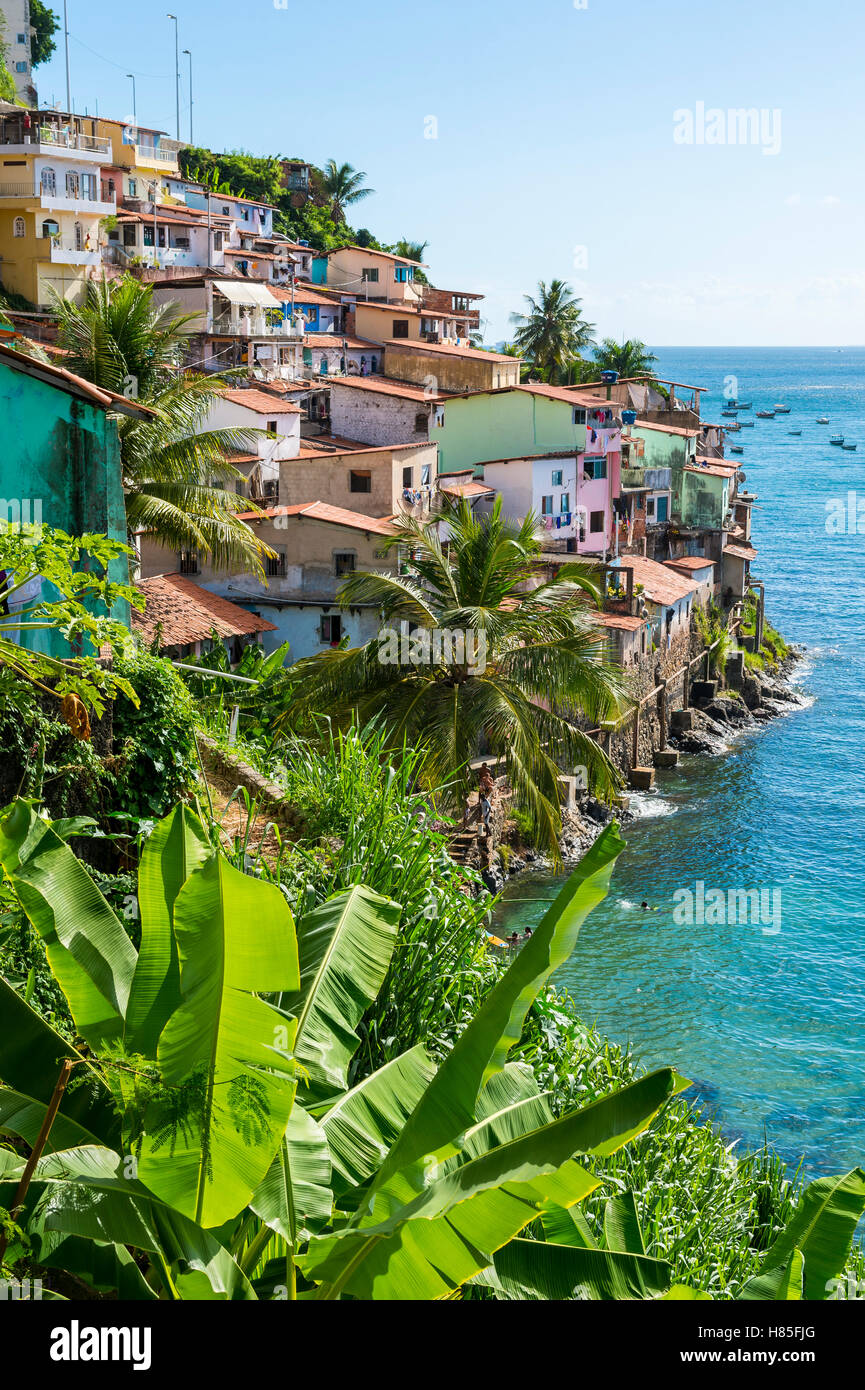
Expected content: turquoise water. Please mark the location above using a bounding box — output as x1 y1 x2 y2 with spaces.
495 347 865 1176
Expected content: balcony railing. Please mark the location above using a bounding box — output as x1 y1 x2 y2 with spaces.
0 182 35 197
209 310 304 339
135 142 180 165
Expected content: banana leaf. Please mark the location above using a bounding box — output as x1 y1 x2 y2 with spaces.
250 1106 333 1246
492 1236 672 1300
278 885 402 1106
140 853 300 1228
371 823 625 1193
741 1168 865 1300
320 1044 437 1196
0 800 136 1043
126 804 211 1057
740 1247 804 1301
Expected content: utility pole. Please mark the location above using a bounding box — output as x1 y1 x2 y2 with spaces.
126 73 136 128
167 14 180 141
62 0 71 111
183 50 193 144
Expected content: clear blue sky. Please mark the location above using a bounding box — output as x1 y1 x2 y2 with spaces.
38 0 864 346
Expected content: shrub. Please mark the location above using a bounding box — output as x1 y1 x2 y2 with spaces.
110 652 199 818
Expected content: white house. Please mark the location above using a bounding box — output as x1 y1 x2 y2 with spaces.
203 387 301 502
479 450 614 556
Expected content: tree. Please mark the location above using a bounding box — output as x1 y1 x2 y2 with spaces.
53 277 270 574
389 238 429 285
284 498 625 855
510 280 596 384
29 0 59 67
320 160 374 224
593 337 658 378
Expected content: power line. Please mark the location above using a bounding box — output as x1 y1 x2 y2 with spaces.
67 32 171 80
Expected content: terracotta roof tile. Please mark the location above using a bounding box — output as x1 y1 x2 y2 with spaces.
132 573 276 649
723 542 758 562
328 374 446 402
219 388 300 414
615 555 700 605
663 556 715 574
234 499 396 536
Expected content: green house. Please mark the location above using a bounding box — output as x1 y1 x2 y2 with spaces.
434 383 618 475
0 340 149 656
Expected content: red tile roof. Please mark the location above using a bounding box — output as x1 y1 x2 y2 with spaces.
686 461 736 478
635 419 700 438
294 437 433 460
594 611 648 632
0 342 154 419
615 555 700 605
132 573 276 650
438 479 495 497
234 500 396 536
663 556 715 574
328 374 446 402
219 388 300 414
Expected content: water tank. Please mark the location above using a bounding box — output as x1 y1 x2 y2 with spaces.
621 408 637 425
601 369 619 384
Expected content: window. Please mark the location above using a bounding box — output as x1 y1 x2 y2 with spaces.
41 219 59 238
172 235 190 249
334 552 356 577
267 420 278 433
80 173 96 201
41 167 55 195
541 495 554 515
128 179 137 197
16 33 26 43
213 230 223 250
179 550 199 575
65 171 79 198
265 551 286 578
12 217 24 237
414 412 428 433
583 456 607 481
421 463 430 486
646 497 656 519
321 614 342 644
551 469 563 487
392 320 409 338
74 222 83 250
15 62 26 73
402 466 414 488
560 493 570 513
123 224 136 247
361 267 379 282
589 510 605 533
349 471 371 494
573 407 586 425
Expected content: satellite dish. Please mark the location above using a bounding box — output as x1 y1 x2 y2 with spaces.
737 470 746 482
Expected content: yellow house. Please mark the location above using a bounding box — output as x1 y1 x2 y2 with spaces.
95 118 183 203
0 106 115 306
325 245 424 304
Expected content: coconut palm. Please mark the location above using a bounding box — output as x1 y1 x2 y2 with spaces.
320 160 374 223
593 337 658 378
285 498 625 854
510 280 596 384
53 276 269 573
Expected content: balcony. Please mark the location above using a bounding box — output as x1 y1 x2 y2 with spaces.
33 236 100 266
620 465 672 491
0 181 115 216
208 310 305 339
0 131 111 161
133 141 182 170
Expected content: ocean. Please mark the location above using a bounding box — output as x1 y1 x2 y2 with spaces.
495 346 865 1177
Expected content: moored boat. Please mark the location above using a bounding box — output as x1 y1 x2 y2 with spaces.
788 429 802 436
739 420 755 428
756 410 776 419
721 409 739 417
729 445 744 454
842 442 857 451
817 416 830 423
829 434 844 445
773 403 791 413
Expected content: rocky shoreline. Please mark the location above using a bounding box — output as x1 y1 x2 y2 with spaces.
481 644 808 893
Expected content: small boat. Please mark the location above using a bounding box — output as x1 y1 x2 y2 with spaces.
721 409 739 417
725 422 742 432
739 420 755 428
842 442 857 451
756 410 776 419
817 417 830 424
729 445 744 454
773 404 791 413
829 434 844 445
788 429 802 436
726 399 751 409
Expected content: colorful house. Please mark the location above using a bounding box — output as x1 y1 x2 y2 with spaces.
384 339 521 394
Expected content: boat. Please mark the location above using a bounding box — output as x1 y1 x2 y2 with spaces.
829 435 844 445
725 422 742 432
773 404 791 413
756 410 776 419
727 399 752 409
729 445 744 454
788 429 802 436
739 420 755 428
842 442 857 451
817 417 830 424
721 409 739 417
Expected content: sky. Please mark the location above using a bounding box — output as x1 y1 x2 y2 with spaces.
33 0 865 346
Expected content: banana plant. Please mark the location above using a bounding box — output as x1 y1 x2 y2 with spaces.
0 799 690 1299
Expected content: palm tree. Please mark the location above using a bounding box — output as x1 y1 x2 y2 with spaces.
390 238 429 285
593 337 658 378
285 498 625 854
53 276 269 573
510 280 596 384
320 160 374 224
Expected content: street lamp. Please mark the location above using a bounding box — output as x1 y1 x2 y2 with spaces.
126 73 136 129
182 49 193 144
167 14 179 141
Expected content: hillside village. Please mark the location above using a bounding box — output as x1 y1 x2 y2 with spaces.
0 97 762 796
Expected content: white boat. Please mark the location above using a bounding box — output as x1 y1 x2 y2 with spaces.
773 404 791 413
756 410 776 419
817 417 830 424
829 434 844 445
739 420 755 428
788 429 802 436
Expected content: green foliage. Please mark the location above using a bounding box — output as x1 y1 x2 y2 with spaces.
593 338 658 378
510 279 596 383
29 0 59 67
111 653 199 818
694 600 732 678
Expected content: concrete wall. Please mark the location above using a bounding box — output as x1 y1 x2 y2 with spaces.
436 391 592 475
279 442 436 515
385 343 519 394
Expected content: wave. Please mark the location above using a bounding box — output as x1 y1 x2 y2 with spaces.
628 794 678 820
